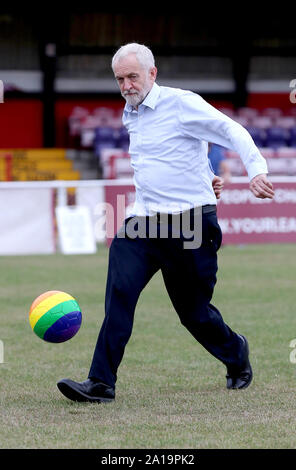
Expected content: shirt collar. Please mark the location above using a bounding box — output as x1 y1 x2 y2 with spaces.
124 82 160 113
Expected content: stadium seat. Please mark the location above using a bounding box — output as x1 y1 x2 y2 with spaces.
275 116 296 129
252 116 273 129
259 147 276 159
68 107 89 134
92 107 116 127
0 149 80 181
266 158 295 175
36 160 73 171
67 107 90 148
55 170 80 180
24 149 66 159
80 116 103 148
288 128 296 147
99 148 132 179
245 126 266 147
109 153 132 179
233 116 250 127
276 147 296 158
237 107 259 119
116 126 130 151
70 106 90 119
94 126 117 158
265 127 290 149
260 107 283 119
80 128 96 148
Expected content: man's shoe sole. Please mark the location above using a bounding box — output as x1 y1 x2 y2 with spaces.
57 380 114 403
226 335 253 390
232 335 253 390
234 369 253 389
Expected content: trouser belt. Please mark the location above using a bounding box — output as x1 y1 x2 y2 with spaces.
155 204 216 222
201 204 217 214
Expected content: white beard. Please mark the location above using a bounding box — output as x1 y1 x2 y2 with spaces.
122 82 152 108
122 91 143 107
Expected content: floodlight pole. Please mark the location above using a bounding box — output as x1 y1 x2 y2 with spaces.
38 11 58 148
231 36 251 109
41 41 57 148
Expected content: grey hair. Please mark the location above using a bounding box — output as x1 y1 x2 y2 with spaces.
111 43 155 71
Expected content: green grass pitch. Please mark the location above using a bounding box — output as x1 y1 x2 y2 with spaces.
0 243 296 449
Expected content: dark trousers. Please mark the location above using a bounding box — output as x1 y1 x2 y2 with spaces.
88 209 244 388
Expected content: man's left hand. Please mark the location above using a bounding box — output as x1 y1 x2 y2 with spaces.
250 174 274 199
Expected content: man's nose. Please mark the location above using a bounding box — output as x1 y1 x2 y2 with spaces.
122 78 132 91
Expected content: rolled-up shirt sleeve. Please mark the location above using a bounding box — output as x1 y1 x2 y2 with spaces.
178 92 268 181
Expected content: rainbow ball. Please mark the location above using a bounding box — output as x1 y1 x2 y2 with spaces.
29 291 82 343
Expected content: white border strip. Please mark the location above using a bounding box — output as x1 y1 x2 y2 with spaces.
0 71 42 92
56 77 235 93
0 176 295 190
0 71 291 94
247 80 291 93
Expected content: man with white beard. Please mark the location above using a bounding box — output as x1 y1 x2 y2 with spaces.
57 43 274 403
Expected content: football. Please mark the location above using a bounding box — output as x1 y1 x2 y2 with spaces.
29 290 82 343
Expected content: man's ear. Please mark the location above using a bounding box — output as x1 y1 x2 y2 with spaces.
150 66 157 81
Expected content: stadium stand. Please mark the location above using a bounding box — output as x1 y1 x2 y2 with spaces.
0 149 80 181
1 11 295 182
64 105 296 179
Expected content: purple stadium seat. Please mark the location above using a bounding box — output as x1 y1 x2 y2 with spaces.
116 127 130 151
245 126 266 147
289 127 296 147
261 107 283 119
265 127 290 149
275 116 296 129
252 116 273 129
232 116 250 127
237 107 259 119
92 107 115 127
94 126 117 158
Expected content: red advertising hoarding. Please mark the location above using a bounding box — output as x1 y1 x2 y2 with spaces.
104 183 135 246
217 179 296 244
104 178 296 245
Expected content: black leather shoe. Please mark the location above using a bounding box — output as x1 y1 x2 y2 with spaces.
57 378 115 403
226 335 253 390
226 373 236 389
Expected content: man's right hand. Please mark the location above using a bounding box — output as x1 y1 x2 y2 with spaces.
212 175 224 199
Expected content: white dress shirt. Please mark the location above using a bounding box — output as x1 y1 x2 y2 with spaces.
122 82 268 215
